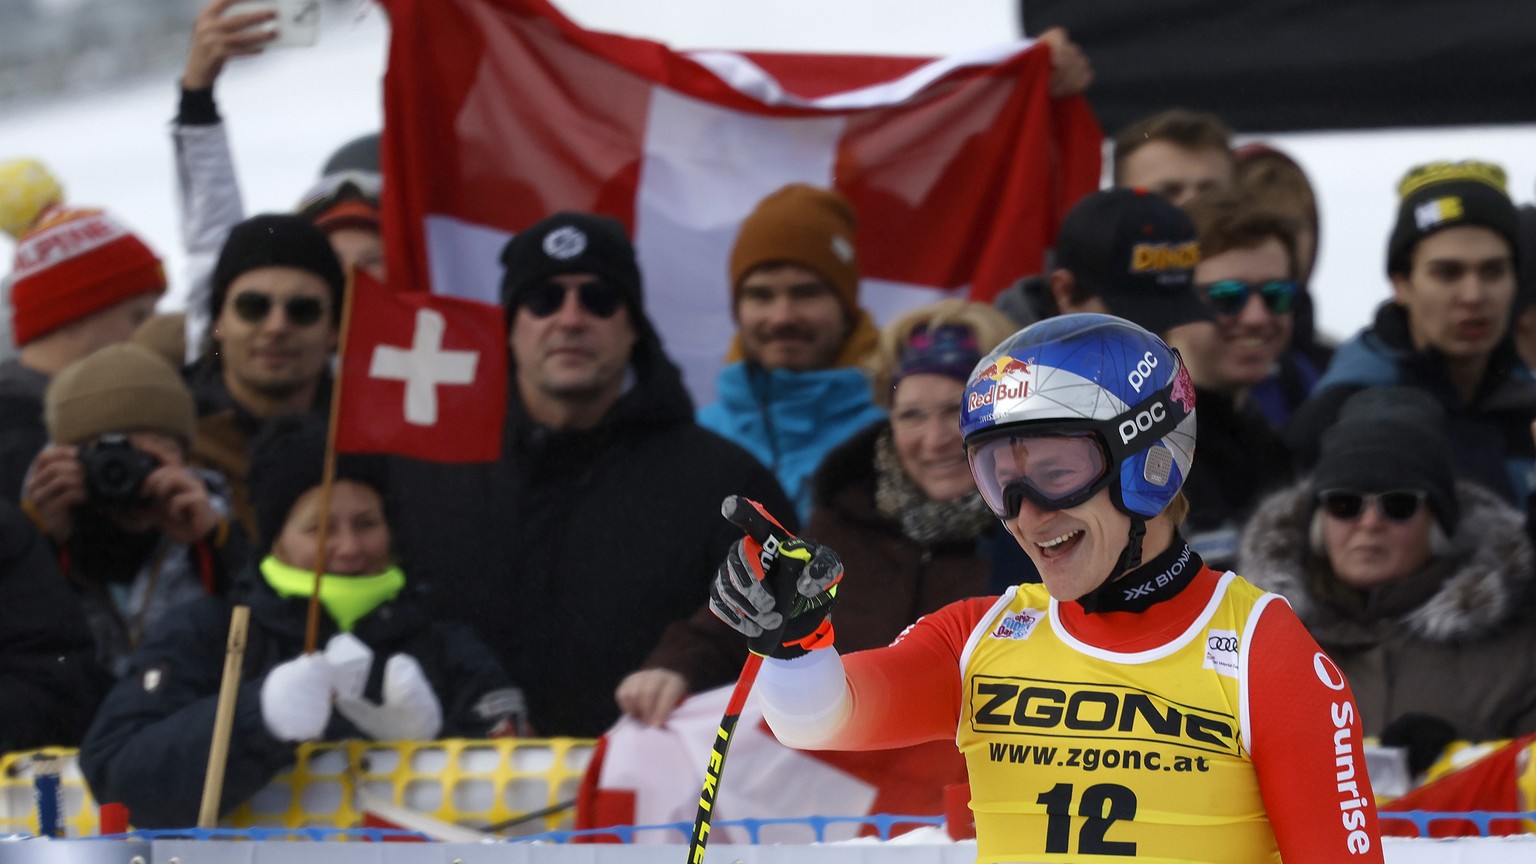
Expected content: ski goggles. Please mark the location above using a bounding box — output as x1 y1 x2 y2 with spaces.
967 431 1111 517
520 279 623 319
1317 489 1427 523
295 169 382 219
1199 279 1297 316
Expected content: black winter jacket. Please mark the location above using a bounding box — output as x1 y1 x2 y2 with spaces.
0 498 107 750
385 327 793 738
78 567 514 828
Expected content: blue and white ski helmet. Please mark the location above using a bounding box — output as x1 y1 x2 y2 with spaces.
961 313 1197 518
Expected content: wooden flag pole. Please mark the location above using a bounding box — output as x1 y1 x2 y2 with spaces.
198 603 251 828
304 264 358 655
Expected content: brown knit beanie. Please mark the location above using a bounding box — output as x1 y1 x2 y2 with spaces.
45 343 197 446
729 184 860 313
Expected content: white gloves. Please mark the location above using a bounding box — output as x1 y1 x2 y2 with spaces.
260 653 334 742
259 634 443 743
335 654 444 741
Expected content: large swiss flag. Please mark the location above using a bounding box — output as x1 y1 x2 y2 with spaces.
377 0 1102 402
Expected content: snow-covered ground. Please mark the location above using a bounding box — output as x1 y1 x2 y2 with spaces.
1 0 1532 345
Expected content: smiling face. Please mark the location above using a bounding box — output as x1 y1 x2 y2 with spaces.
1194 238 1295 393
734 263 850 371
890 374 972 502
214 267 337 412
1002 485 1136 602
1392 226 1516 361
273 479 393 576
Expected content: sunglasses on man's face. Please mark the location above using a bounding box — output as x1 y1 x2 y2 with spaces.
1199 279 1297 316
231 292 327 327
521 280 622 319
1317 489 1427 523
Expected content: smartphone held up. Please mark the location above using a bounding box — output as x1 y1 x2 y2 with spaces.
226 0 321 48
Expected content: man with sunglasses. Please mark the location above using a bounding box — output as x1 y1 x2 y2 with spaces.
712 314 1382 862
383 211 792 738
1240 387 1536 778
173 0 384 361
185 213 343 537
1290 161 1536 508
1177 191 1301 568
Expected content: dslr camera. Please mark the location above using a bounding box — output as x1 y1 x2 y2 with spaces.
77 435 159 505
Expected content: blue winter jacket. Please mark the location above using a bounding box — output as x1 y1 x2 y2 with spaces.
699 362 886 521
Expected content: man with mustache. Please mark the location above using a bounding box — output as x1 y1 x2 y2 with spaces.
1288 161 1536 506
699 184 887 520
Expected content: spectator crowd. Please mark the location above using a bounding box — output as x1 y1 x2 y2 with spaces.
0 0 1534 835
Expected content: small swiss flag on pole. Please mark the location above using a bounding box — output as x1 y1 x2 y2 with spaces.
333 272 507 462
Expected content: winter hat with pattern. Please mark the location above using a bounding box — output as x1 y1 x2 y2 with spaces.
1386 160 1518 277
45 343 196 447
8 205 166 347
729 184 860 313
211 214 345 327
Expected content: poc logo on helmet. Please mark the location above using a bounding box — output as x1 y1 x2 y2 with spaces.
1127 350 1159 393
1119 401 1167 445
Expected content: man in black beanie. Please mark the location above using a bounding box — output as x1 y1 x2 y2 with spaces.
385 211 794 738
1288 160 1536 507
185 213 345 537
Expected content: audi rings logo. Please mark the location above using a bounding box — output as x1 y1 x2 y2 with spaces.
1207 635 1238 653
1202 628 1239 678
1313 652 1347 691
542 226 587 260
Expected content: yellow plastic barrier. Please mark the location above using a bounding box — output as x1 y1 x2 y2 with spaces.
0 738 595 839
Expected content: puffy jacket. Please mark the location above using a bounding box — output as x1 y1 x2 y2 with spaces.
1239 477 1536 740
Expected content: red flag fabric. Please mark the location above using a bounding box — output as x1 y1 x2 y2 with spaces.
377 0 1102 403
335 272 507 462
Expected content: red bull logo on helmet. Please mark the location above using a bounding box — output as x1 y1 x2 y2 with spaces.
967 355 1033 411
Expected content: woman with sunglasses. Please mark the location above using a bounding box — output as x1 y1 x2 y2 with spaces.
714 314 1382 862
1239 387 1536 759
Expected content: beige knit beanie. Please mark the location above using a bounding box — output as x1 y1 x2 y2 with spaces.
46 343 197 446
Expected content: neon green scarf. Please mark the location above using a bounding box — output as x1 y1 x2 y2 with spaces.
260 556 406 633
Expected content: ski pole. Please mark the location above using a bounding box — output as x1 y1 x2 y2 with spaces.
685 495 807 864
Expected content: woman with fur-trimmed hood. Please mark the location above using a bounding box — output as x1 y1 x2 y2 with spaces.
1240 386 1536 745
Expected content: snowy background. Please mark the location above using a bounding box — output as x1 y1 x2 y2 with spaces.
1 0 1533 346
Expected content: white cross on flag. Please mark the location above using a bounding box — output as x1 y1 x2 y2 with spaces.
376 0 1102 404
335 272 507 462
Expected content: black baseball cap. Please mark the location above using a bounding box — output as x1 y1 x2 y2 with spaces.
1053 188 1213 335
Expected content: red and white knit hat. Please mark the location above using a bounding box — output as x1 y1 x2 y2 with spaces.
8 204 166 346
